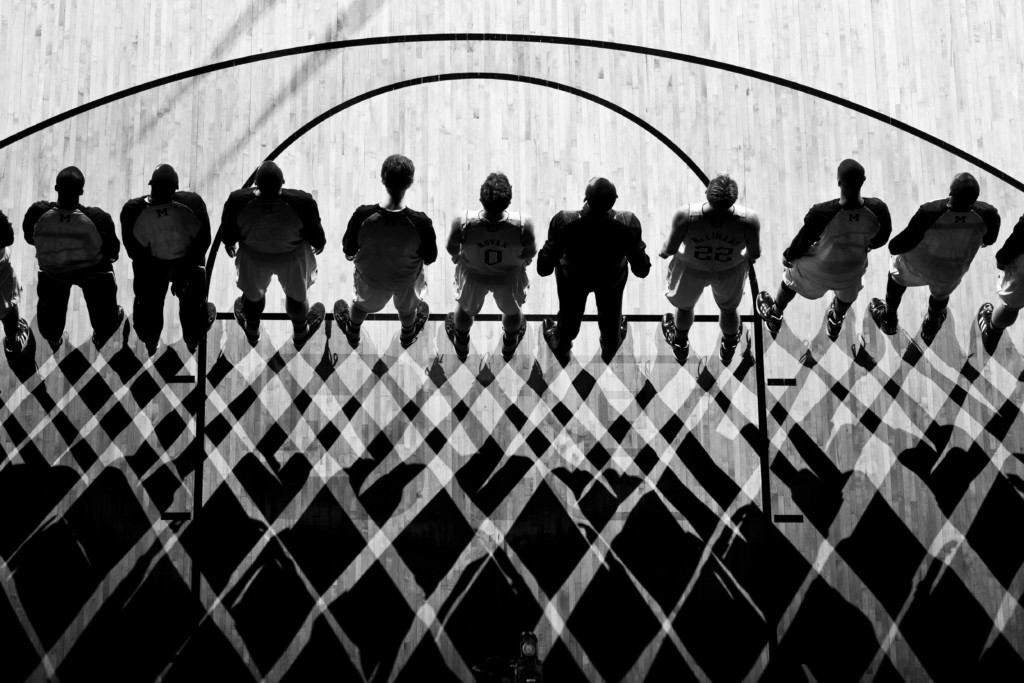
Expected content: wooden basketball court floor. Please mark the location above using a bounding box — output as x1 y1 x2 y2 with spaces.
1 1 1023 681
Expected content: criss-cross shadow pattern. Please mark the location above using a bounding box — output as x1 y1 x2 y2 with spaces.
1 314 1023 682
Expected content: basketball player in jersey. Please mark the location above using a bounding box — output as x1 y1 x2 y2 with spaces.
757 160 891 342
538 177 651 364
121 164 215 355
0 207 31 360
23 167 124 352
221 161 327 350
444 172 536 361
869 173 1000 344
660 173 760 365
333 154 436 349
977 211 1024 353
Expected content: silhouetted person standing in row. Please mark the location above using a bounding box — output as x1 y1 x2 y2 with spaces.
121 164 215 355
0 206 31 360
538 177 651 363
222 161 327 350
23 166 123 352
978 211 1024 353
334 154 435 350
869 172 999 345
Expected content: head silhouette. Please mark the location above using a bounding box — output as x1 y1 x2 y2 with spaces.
837 159 866 190
55 166 85 197
948 172 980 210
584 177 617 213
705 173 739 210
381 154 415 197
254 161 284 195
149 164 179 200
480 172 512 213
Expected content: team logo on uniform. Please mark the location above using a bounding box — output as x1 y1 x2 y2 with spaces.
156 208 169 217
58 214 71 223
849 213 860 221
261 205 276 214
954 216 966 224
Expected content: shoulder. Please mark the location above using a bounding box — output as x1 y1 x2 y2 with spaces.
732 204 759 225
918 199 947 215
173 191 207 209
809 199 840 215
122 196 148 212
405 208 433 228
612 210 640 227
28 200 55 214
226 188 256 204
861 197 890 215
280 188 316 205
80 205 113 223
972 201 999 217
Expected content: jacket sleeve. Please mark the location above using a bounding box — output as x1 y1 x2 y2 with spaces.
22 201 52 245
865 198 893 249
976 202 1001 247
120 198 148 261
536 212 568 277
889 203 940 254
83 206 121 261
520 216 538 261
0 208 13 248
415 213 438 265
995 214 1024 268
219 192 245 249
342 206 370 258
783 203 833 261
622 212 651 278
292 192 327 251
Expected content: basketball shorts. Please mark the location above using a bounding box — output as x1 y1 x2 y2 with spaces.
236 243 317 302
0 257 21 318
665 257 745 311
997 257 1024 309
455 264 528 316
889 255 960 300
783 260 863 302
353 268 425 315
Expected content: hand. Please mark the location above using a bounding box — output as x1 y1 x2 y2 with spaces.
659 250 672 260
345 253 356 262
312 246 324 256
225 243 237 258
450 252 460 264
782 258 792 268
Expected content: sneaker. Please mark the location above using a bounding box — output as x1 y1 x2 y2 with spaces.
661 313 689 364
293 302 326 350
720 329 743 366
400 301 430 349
444 312 470 361
332 300 360 348
46 331 68 353
756 291 782 337
868 298 898 335
599 316 628 363
93 306 126 349
920 307 947 345
186 303 218 354
501 322 527 361
542 318 571 364
977 303 1002 354
233 297 261 346
3 317 31 357
825 298 844 342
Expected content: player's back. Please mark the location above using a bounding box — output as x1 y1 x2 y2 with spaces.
801 199 884 278
31 203 105 273
905 200 994 284
675 203 756 272
234 190 306 255
459 210 526 277
353 206 430 290
130 192 203 261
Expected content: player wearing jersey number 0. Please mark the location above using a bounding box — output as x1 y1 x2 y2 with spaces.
868 172 1000 345
757 159 892 342
444 172 536 361
660 173 760 365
